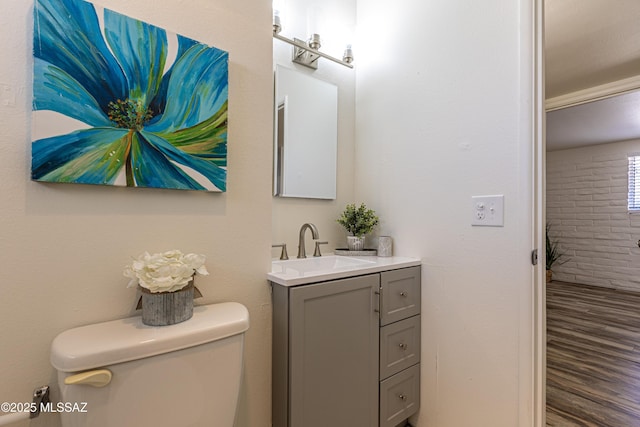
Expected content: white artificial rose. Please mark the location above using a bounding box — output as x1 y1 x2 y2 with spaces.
124 250 209 293
184 253 210 276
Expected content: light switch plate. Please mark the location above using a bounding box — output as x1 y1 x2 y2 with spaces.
471 195 504 227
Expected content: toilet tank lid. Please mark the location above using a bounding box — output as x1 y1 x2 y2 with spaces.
51 302 249 372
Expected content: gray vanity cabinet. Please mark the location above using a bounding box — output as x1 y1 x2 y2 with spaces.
272 265 421 427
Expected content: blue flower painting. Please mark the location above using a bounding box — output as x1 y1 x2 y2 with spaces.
32 0 229 191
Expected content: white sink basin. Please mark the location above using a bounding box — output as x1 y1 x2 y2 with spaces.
268 255 421 286
272 255 375 275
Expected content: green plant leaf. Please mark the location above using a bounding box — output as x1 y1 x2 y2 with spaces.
337 203 379 237
546 223 569 270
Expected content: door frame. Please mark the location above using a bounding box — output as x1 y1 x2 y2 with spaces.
531 0 546 425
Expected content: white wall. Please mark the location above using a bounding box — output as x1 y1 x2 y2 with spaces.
271 0 356 256
355 1 537 426
547 140 640 290
0 1 273 426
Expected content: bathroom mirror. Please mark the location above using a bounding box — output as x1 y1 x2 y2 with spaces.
273 65 337 199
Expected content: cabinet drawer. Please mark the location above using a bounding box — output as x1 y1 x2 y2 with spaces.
380 364 420 427
380 315 420 380
380 266 421 326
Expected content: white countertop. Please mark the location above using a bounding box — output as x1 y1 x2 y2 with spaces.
268 255 421 286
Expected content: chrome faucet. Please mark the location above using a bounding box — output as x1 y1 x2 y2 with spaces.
297 223 319 258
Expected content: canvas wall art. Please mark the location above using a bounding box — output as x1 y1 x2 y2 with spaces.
32 0 229 192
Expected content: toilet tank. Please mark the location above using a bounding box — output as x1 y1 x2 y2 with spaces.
51 302 249 427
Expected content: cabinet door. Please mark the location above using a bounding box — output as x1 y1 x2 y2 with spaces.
289 274 380 427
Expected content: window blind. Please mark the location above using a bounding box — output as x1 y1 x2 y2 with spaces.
628 155 640 210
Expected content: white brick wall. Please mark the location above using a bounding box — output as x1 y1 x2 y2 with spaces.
547 139 640 291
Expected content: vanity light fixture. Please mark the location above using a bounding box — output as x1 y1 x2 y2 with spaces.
272 11 354 70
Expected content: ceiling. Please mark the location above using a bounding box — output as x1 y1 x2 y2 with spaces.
545 0 640 151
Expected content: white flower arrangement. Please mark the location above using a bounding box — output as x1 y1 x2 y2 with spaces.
124 250 209 293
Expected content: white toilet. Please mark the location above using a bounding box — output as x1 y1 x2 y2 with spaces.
50 302 249 427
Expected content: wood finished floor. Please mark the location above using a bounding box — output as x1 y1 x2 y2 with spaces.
546 280 640 427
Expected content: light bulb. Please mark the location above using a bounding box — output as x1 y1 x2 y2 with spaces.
273 10 282 34
308 33 321 50
343 44 354 64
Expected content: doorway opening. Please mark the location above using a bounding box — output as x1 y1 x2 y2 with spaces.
543 1 640 424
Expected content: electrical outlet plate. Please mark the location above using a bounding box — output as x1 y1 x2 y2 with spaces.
471 195 504 227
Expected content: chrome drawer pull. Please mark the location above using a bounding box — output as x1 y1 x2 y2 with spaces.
400 291 407 297
399 343 408 350
398 394 407 401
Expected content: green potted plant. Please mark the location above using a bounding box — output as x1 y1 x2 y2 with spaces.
546 223 567 283
337 203 379 251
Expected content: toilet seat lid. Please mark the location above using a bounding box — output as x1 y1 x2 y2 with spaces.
51 302 249 372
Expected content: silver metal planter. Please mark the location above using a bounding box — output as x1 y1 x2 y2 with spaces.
346 235 366 251
140 283 194 326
